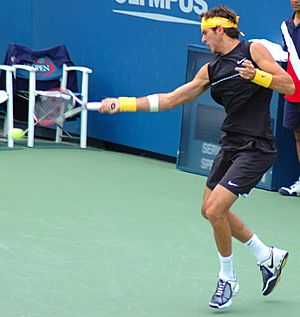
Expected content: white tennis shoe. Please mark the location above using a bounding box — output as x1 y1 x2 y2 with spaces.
258 247 289 296
209 278 239 309
278 177 300 196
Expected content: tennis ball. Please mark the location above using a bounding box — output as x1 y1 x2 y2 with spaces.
10 128 25 141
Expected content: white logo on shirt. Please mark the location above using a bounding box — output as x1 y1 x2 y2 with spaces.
236 57 246 65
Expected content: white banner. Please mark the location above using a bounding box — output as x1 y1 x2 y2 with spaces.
113 0 208 25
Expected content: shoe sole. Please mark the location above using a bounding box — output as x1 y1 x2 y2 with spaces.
262 252 289 296
209 283 240 309
278 189 300 196
279 192 299 197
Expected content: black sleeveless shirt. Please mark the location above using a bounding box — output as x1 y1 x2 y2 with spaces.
208 41 274 140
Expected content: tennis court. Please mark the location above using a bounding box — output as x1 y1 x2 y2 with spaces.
0 140 299 317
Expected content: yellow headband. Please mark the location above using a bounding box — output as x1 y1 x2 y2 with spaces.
201 16 244 36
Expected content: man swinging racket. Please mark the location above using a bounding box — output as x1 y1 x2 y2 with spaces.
100 5 294 310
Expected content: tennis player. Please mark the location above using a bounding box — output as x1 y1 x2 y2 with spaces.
100 5 294 309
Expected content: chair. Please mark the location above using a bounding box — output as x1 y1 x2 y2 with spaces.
56 64 92 148
0 65 15 147
1 43 92 148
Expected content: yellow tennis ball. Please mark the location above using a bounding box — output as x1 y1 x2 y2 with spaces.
10 128 25 141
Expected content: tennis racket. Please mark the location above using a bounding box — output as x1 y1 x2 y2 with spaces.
34 88 115 124
0 90 8 104
9 88 115 140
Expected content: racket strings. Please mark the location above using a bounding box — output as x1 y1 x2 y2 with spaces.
34 94 74 126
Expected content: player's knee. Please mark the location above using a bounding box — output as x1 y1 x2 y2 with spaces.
205 209 216 223
205 205 225 224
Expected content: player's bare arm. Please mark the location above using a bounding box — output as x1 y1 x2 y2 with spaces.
100 63 210 114
235 42 295 95
155 63 210 111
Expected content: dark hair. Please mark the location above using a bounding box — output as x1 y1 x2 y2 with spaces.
200 5 241 39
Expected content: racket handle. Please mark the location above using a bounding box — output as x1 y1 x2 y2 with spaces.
86 102 116 111
86 102 102 110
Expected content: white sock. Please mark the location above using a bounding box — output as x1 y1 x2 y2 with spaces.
244 234 271 263
218 253 235 281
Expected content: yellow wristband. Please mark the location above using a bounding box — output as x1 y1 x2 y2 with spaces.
119 97 137 112
251 69 273 88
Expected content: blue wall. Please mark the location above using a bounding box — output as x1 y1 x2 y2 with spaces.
0 0 293 156
0 1 32 49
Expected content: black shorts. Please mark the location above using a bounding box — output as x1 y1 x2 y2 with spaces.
206 133 277 196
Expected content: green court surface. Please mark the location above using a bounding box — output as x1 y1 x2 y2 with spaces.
0 141 299 317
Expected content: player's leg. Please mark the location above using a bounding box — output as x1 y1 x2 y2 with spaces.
201 185 240 309
221 147 289 296
202 187 273 271
203 139 287 307
203 184 236 257
201 145 248 309
202 187 253 244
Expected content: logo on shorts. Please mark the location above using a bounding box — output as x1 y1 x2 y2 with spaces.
228 180 238 187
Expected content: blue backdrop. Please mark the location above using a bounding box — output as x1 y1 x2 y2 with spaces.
0 0 293 156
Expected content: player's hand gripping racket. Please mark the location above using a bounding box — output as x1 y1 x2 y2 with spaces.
9 88 115 140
